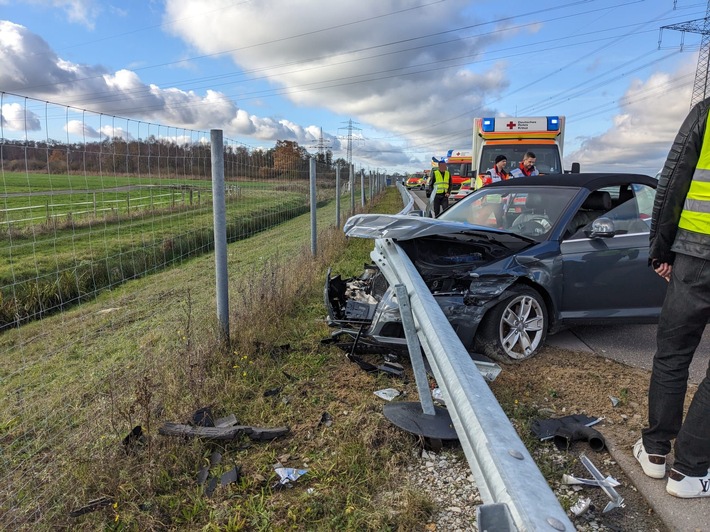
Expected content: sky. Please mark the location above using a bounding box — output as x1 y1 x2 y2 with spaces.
0 0 707 175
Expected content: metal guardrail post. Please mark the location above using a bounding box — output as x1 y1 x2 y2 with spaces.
370 238 573 532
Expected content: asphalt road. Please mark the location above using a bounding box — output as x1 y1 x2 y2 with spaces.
549 324 709 385
408 188 709 385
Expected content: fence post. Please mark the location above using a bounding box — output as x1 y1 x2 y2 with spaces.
310 157 317 256
360 168 365 207
335 165 341 229
93 193 96 216
210 129 230 343
350 163 355 215
127 192 130 214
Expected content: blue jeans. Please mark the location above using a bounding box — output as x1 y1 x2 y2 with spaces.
642 252 710 476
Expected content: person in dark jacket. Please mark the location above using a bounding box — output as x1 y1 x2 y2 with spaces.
634 97 710 498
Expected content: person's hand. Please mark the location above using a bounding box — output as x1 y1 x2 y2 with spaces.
653 260 672 282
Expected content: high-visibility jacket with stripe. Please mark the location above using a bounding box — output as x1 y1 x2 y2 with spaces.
432 170 451 194
679 118 710 235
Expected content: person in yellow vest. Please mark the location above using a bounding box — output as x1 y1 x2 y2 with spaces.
634 98 710 498
428 159 452 216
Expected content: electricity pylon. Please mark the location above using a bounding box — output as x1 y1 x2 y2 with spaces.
660 1 710 107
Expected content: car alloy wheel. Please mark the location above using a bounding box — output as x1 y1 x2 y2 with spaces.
475 286 547 363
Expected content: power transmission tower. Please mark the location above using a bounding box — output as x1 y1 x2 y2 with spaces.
338 119 361 170
660 1 710 107
310 127 332 161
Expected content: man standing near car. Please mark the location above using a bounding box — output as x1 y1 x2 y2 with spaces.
428 159 452 216
634 97 710 498
510 152 540 178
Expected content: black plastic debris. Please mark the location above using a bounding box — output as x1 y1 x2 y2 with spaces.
159 422 289 441
531 414 600 440
69 496 114 517
122 425 145 452
197 451 222 486
318 412 333 428
192 407 214 427
263 386 283 398
553 422 606 452
220 466 241 486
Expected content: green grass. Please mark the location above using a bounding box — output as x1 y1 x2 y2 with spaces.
1 186 431 530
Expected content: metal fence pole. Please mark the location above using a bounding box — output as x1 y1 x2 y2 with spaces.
360 167 365 207
310 157 317 256
335 165 341 229
350 163 355 215
210 129 229 343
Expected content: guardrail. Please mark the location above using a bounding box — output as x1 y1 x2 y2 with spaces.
372 183 574 531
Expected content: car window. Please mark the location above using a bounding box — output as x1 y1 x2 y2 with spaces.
440 186 577 239
566 184 655 239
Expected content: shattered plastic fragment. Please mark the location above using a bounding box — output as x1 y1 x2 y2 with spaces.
609 395 620 407
570 497 592 517
374 388 401 401
432 388 445 404
273 463 309 488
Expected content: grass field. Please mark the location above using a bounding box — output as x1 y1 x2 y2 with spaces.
0 185 409 530
0 171 348 329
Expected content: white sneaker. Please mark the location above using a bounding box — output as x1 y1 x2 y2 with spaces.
633 438 666 479
666 469 710 498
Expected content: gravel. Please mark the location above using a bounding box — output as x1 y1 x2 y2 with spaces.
404 444 649 531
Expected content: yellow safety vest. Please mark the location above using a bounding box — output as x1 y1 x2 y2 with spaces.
679 114 710 235
432 170 451 194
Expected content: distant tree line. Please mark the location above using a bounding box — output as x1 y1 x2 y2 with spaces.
0 137 348 180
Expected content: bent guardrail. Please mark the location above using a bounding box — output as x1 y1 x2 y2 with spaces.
370 237 574 531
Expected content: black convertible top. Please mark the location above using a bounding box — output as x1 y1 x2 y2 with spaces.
486 172 657 190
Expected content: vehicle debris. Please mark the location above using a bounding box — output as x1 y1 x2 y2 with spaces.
374 388 401 401
562 473 620 488
159 409 287 441
569 497 592 517
272 463 308 489
530 414 601 440
553 421 606 452
69 496 114 518
580 454 625 513
318 412 333 427
122 425 145 453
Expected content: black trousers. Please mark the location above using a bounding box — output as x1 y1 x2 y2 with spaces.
433 194 448 216
642 252 710 476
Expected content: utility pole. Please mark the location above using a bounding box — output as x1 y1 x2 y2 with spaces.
310 127 331 163
660 1 710 107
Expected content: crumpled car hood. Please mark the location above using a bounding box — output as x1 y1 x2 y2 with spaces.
344 213 511 240
344 213 536 246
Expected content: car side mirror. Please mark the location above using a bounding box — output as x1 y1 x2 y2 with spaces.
587 217 615 238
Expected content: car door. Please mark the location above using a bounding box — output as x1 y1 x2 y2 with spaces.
558 184 667 321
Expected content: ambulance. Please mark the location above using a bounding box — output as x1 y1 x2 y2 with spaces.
443 148 473 191
472 116 578 189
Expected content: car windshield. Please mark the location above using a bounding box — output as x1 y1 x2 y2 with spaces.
480 145 562 174
438 186 578 239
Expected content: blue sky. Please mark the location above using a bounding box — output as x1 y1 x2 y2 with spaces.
0 0 706 175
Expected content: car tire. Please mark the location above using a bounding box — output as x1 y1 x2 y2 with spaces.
474 286 547 363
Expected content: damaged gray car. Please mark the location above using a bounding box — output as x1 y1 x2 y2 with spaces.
325 173 668 363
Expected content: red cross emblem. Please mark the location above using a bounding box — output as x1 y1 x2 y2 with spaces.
506 121 516 129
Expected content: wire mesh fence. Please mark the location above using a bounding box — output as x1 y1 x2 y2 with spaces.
0 92 384 528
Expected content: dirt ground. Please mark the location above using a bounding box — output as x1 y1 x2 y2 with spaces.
488 345 698 531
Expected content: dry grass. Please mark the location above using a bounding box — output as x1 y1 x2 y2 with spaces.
1 188 437 531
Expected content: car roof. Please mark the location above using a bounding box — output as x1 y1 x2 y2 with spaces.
486 172 657 190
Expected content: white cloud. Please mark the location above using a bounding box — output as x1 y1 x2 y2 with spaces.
65 119 99 138
21 0 100 28
568 62 696 175
1 102 42 131
162 0 508 151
